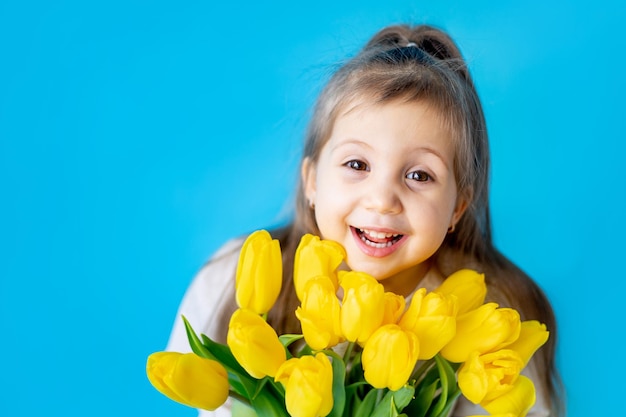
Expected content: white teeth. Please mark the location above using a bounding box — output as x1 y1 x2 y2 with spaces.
360 236 394 248
357 228 401 248
360 228 399 239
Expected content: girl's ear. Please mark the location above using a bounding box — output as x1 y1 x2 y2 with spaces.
450 190 471 229
301 157 317 206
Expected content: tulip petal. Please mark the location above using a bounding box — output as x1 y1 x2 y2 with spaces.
458 351 489 404
295 276 343 350
294 234 345 301
340 271 385 344
275 353 334 417
503 320 549 367
146 352 229 411
235 230 283 315
441 303 521 363
482 375 536 417
435 269 486 315
227 308 287 378
399 289 457 360
362 324 419 391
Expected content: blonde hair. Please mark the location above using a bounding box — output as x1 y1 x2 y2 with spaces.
222 24 563 415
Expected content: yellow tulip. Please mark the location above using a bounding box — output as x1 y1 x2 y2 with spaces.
294 234 346 301
482 375 536 417
361 324 419 391
146 351 229 411
275 352 334 417
339 271 386 345
227 308 286 378
458 349 524 404
467 414 515 417
235 230 283 315
398 288 458 359
504 320 549 367
441 303 521 363
435 269 486 315
382 292 406 325
295 276 344 350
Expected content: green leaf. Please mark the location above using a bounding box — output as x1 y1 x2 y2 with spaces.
278 334 304 349
249 387 289 417
353 388 378 417
369 386 414 417
252 377 269 400
435 355 458 399
350 394 362 417
199 333 246 374
370 391 395 417
182 315 213 359
428 355 459 417
264 376 286 399
328 355 347 417
228 372 253 399
432 390 461 417
390 385 415 411
404 380 437 417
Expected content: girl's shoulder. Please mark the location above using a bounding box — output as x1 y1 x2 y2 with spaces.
205 236 246 266
166 236 246 352
189 236 246 290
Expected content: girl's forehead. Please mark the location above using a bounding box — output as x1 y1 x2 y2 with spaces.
334 96 455 137
326 99 455 158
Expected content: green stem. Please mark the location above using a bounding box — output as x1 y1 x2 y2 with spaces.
343 341 356 363
411 357 436 384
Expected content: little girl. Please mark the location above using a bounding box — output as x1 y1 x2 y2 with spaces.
167 24 564 416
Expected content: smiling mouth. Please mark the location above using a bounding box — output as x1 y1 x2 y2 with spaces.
354 227 404 248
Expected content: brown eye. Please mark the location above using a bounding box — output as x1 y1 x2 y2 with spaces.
346 160 368 171
406 170 431 182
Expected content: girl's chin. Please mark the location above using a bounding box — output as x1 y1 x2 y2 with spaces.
342 258 398 280
343 256 430 293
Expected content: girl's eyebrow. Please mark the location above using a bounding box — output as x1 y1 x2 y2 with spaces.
416 147 451 170
330 138 373 152
334 140 450 167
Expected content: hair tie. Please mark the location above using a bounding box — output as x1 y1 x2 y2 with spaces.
384 45 434 64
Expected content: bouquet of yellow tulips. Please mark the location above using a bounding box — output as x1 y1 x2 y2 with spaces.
147 230 549 417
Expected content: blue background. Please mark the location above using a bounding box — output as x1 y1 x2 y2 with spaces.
1 1 624 415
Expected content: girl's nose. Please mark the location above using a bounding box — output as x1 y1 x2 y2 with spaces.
362 178 402 215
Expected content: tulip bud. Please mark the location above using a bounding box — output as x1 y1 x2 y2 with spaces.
235 230 283 315
481 375 536 417
227 308 287 378
146 352 229 411
275 353 334 417
361 324 419 391
435 269 486 315
295 276 344 350
503 320 549 367
441 303 521 363
458 350 524 404
398 288 458 359
294 234 345 301
339 271 386 345
381 292 406 325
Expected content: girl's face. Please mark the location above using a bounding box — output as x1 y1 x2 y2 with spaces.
303 99 467 296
